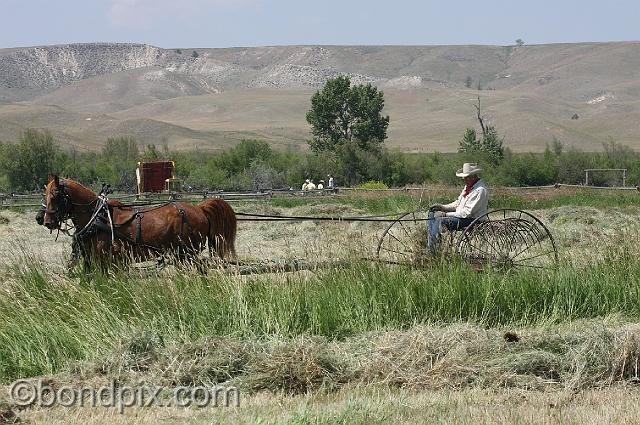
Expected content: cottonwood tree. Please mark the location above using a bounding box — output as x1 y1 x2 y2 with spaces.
306 76 389 153
306 76 391 185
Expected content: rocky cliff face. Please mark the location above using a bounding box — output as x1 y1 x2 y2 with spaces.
0 43 420 100
0 43 163 98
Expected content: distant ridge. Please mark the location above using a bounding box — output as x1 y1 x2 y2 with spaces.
0 42 639 152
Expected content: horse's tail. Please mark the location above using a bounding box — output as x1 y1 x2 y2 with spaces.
199 198 237 259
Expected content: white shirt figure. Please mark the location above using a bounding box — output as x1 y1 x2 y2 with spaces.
307 181 316 190
302 179 310 191
328 177 334 188
317 181 324 190
442 179 489 219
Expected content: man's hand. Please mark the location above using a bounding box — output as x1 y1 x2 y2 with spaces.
429 204 444 212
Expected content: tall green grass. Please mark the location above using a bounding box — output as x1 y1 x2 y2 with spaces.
266 193 424 213
1 254 640 383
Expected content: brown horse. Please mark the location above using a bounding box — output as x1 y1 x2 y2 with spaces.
40 175 236 269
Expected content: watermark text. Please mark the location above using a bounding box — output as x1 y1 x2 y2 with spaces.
10 379 240 413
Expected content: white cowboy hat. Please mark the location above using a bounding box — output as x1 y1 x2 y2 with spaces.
456 163 482 178
305 179 310 183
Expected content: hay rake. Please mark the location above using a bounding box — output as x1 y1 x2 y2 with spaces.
376 208 558 270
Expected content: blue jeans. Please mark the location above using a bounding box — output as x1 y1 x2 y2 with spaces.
427 210 475 254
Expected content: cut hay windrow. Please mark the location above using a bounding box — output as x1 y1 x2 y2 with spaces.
1 252 640 383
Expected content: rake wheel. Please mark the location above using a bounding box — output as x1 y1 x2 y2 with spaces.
375 211 428 266
456 208 558 271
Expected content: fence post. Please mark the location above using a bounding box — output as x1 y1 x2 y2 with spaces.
585 170 589 186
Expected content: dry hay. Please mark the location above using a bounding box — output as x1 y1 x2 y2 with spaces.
4 204 640 272
49 320 640 398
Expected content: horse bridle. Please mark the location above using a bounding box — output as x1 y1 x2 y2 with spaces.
40 180 99 231
41 182 72 228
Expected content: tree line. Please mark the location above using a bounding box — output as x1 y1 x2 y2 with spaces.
0 130 636 193
0 77 637 192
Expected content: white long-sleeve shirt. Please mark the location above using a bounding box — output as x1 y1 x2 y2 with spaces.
443 179 489 219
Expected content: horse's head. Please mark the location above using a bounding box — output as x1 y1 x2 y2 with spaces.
42 174 71 230
35 201 45 225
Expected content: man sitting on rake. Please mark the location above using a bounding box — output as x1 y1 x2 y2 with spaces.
428 163 489 254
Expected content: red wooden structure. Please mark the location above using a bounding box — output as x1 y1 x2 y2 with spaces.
136 161 175 194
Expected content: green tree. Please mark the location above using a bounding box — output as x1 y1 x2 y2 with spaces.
480 125 504 163
549 137 564 156
216 140 273 175
142 144 161 161
99 137 139 189
103 136 139 162
515 39 525 46
306 76 389 153
458 128 478 153
458 96 504 164
458 125 504 164
2 129 60 191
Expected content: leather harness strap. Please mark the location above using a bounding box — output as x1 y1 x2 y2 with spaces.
134 209 144 244
171 202 194 249
74 200 200 257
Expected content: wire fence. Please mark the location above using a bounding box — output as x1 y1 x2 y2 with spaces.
1 183 638 210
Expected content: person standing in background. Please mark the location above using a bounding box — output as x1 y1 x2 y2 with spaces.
307 179 316 190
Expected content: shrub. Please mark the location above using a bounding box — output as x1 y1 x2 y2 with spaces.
357 181 388 189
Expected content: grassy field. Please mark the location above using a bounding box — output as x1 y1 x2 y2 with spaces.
0 187 640 423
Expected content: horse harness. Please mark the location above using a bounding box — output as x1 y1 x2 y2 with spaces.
72 199 194 254
114 203 193 246
44 181 202 267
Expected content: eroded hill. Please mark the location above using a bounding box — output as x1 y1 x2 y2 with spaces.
0 42 638 152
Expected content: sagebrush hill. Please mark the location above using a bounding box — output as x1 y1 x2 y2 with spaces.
1 42 638 152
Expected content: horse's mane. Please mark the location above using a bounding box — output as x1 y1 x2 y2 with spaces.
61 178 96 196
62 178 125 207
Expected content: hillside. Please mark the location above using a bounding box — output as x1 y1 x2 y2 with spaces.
0 42 639 152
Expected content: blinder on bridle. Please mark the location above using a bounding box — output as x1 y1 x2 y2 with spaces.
42 181 72 230
35 198 45 225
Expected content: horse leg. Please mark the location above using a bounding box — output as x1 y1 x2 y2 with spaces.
66 239 81 273
208 236 214 259
80 252 92 275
